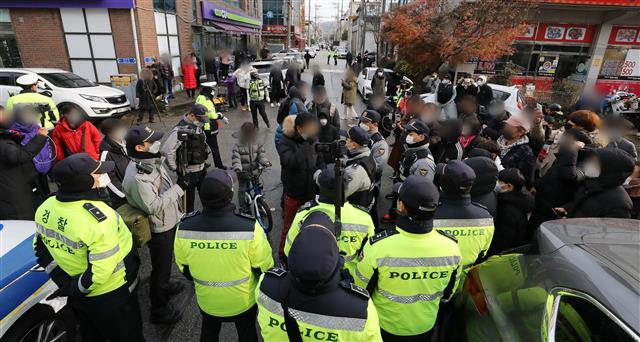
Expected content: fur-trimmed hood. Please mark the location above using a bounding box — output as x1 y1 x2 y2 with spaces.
283 115 297 138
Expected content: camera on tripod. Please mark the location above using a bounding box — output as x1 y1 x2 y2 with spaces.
315 140 347 158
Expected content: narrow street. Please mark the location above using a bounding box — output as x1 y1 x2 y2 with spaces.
137 50 375 341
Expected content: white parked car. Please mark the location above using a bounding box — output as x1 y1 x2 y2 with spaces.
304 48 316 58
273 53 306 72
0 68 130 120
421 83 524 116
250 60 288 88
1 220 68 342
337 48 348 59
357 67 413 101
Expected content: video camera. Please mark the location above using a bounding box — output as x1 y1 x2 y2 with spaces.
315 140 347 158
315 139 347 237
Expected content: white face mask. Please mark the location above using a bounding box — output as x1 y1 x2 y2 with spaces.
623 177 632 188
405 135 415 145
377 72 383 76
359 122 370 132
96 173 111 188
148 140 162 154
319 119 328 126
477 79 485 86
300 133 309 140
442 80 451 85
583 163 601 178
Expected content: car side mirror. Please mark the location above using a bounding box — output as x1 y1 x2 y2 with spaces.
37 81 48 90
40 90 53 98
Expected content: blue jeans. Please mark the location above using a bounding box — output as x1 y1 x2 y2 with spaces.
163 78 173 102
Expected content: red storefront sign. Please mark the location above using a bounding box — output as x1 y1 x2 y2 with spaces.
608 26 640 46
531 0 640 6
263 25 287 35
515 23 596 43
595 79 640 95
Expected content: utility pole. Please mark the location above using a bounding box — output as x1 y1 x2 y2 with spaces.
286 0 292 49
360 0 366 57
307 0 311 46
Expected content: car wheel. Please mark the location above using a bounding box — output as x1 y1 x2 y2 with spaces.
1 304 70 342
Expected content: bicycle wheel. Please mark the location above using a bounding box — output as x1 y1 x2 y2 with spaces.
255 197 273 233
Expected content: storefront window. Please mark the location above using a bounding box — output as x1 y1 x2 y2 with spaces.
0 10 21 68
599 46 640 81
154 0 176 13
509 44 534 75
263 0 284 26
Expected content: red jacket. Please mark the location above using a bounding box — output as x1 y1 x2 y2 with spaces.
181 63 197 90
52 118 102 161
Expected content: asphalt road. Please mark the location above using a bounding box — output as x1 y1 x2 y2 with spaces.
132 50 387 341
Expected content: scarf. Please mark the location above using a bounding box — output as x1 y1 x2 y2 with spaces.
459 135 477 148
11 122 53 174
497 135 529 158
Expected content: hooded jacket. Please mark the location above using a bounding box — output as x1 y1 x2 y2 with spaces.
51 117 102 161
430 119 464 164
489 188 535 256
276 115 321 200
0 129 47 219
275 86 307 145
464 156 499 217
564 148 634 219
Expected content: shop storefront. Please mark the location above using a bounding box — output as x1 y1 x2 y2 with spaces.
595 25 640 94
200 1 261 53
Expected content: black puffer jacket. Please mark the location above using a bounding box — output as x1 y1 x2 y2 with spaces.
276 116 321 200
430 119 463 164
464 156 499 216
99 137 130 209
480 111 510 141
476 83 494 107
489 189 535 256
0 129 47 219
564 148 634 219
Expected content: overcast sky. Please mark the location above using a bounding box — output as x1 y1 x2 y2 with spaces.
307 0 346 22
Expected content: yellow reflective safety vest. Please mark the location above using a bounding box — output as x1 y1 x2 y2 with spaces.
256 269 383 341
249 79 266 101
6 91 60 129
433 216 494 275
34 198 133 297
284 200 375 270
195 94 219 131
174 211 274 317
354 227 461 336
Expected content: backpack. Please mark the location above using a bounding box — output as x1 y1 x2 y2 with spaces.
117 203 152 248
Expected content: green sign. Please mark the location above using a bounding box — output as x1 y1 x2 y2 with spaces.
213 8 261 27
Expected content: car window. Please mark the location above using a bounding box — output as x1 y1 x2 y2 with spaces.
493 89 511 101
555 295 635 342
39 72 97 88
0 72 15 86
253 64 272 74
366 69 375 80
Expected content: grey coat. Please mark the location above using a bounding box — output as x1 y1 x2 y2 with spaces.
369 131 389 181
122 157 184 233
231 140 269 174
344 148 374 198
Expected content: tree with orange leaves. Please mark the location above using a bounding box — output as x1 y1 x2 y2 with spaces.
381 0 534 72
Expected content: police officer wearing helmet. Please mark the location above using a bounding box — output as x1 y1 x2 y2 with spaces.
383 118 436 223
196 86 228 169
248 70 271 129
257 212 383 341
285 164 376 271
359 109 388 230
6 74 59 129
175 168 273 342
342 125 377 208
163 104 212 212
354 175 461 340
34 153 143 341
433 160 494 283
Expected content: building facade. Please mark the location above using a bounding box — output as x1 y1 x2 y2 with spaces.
262 0 304 50
0 0 262 84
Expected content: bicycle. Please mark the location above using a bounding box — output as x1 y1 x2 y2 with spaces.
238 166 273 233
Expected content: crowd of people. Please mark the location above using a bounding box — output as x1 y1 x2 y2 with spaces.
1 48 639 342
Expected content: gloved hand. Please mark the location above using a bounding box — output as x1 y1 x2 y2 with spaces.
34 235 54 268
177 176 191 190
223 117 230 125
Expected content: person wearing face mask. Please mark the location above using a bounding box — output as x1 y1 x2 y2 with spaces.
163 104 212 212
355 175 461 340
460 115 486 158
435 74 457 120
122 125 186 324
342 126 376 209
0 105 49 220
488 168 534 256
371 68 387 97
316 110 340 165
497 116 535 188
480 99 511 141
5 73 59 129
51 104 102 161
248 71 271 129
99 118 130 209
276 112 322 262
556 148 634 219
475 75 493 108
360 110 388 229
307 85 340 128
383 119 436 223
33 153 143 341
366 94 393 136
429 119 463 164
455 73 478 104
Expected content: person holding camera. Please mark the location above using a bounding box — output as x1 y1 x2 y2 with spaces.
5 74 59 129
163 104 212 212
276 112 321 261
122 125 185 324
